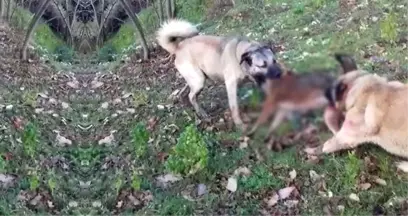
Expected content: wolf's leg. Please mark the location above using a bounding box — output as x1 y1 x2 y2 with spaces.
247 94 279 137
263 109 289 142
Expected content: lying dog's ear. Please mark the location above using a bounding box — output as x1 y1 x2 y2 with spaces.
325 80 348 106
334 53 358 74
324 87 335 107
334 81 348 101
240 52 252 66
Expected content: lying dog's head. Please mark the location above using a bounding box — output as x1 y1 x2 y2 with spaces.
325 53 369 109
239 45 277 85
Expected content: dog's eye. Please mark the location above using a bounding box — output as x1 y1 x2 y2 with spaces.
259 61 267 68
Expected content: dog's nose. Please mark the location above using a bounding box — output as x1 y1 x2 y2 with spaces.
266 65 282 79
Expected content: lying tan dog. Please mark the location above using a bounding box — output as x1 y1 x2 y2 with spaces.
305 55 408 173
156 19 278 130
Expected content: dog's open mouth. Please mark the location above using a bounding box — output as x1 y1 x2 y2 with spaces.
253 74 266 86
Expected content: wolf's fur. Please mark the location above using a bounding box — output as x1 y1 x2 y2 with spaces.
156 19 277 129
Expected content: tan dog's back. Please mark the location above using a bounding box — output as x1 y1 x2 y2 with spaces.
345 74 408 158
376 86 408 157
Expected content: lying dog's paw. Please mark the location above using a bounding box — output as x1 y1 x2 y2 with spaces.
304 146 324 155
396 161 408 173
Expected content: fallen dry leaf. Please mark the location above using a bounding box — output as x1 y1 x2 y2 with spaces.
309 170 321 182
197 184 207 196
12 117 23 130
278 186 296 199
55 132 72 146
226 177 238 192
156 174 182 185
359 183 372 191
289 169 297 180
234 166 251 176
349 193 360 202
100 102 109 109
239 136 249 149
61 101 70 109
374 177 387 186
0 174 15 188
267 186 297 207
98 131 116 145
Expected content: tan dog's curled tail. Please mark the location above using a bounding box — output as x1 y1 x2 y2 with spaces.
156 19 199 54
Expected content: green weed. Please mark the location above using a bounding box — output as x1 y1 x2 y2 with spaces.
239 164 284 192
22 122 38 158
133 91 149 107
33 24 65 53
0 155 6 172
47 172 57 195
380 13 398 43
165 124 209 176
131 172 142 191
157 197 194 215
21 91 37 107
114 172 124 195
342 151 361 189
10 7 32 29
131 123 149 158
29 172 40 191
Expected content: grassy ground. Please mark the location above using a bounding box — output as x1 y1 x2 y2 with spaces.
1 0 408 215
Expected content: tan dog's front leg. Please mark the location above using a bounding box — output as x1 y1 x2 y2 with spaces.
225 78 244 130
305 111 363 155
362 97 384 136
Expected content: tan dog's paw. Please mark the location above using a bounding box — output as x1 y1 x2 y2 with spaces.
396 161 408 173
304 146 324 155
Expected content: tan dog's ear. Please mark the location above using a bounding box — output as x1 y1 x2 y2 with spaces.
334 53 358 73
240 51 252 66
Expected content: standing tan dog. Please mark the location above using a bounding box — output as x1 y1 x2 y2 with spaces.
156 19 278 129
305 55 408 173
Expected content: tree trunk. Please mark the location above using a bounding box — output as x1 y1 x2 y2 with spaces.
0 0 4 21
170 0 176 18
6 0 11 21
165 0 171 19
119 0 149 60
20 0 52 61
157 0 163 23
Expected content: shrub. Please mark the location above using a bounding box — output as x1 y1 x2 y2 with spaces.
97 44 117 62
54 45 74 62
165 124 209 176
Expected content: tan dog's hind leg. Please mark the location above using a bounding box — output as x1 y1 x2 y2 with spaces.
177 63 208 118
